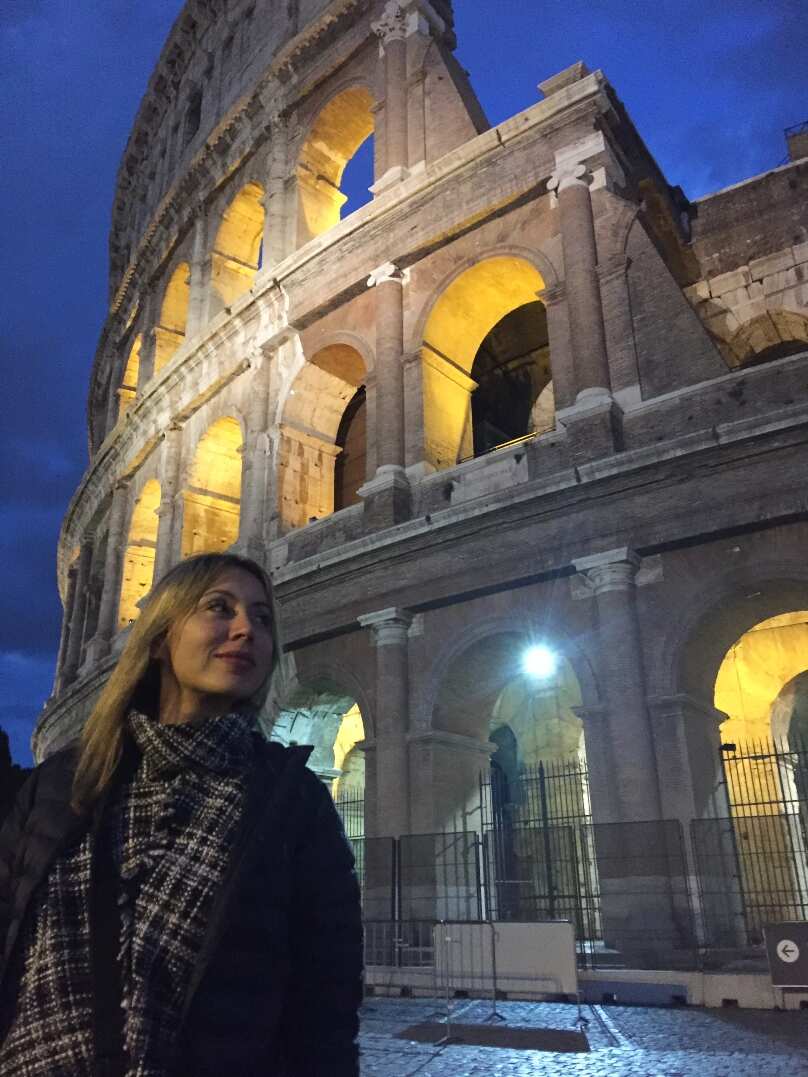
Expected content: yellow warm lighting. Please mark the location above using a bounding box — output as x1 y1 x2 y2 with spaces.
297 86 374 244
181 417 243 557
211 183 265 308
118 479 160 627
420 257 546 467
278 345 366 532
117 335 142 421
154 263 190 374
331 704 365 796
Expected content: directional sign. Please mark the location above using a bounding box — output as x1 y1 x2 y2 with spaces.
764 923 808 988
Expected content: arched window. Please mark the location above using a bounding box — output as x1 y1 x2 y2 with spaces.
117 335 142 421
210 183 265 312
420 257 552 468
726 309 808 368
181 417 243 556
154 263 190 374
278 344 367 531
297 86 375 245
117 479 161 628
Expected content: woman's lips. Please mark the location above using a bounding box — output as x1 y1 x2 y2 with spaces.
216 653 255 670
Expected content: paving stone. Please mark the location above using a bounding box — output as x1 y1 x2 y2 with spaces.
358 997 808 1076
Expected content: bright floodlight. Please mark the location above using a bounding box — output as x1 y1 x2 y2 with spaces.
522 644 557 679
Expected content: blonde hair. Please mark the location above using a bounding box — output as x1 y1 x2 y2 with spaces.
71 553 280 814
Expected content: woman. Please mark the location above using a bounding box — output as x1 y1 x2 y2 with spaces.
0 553 363 1076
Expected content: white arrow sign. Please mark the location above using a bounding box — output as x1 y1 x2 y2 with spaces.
776 939 800 964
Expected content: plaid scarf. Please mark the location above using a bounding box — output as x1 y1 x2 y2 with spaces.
0 711 256 1077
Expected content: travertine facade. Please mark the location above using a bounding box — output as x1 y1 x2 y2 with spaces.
38 0 808 961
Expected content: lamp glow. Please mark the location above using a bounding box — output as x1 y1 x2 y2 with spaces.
522 644 557 679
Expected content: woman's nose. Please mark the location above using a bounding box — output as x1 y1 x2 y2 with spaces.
229 609 255 639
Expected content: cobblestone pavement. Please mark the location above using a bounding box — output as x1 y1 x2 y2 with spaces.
359 997 808 1075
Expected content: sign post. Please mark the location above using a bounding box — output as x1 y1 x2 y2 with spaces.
763 923 808 988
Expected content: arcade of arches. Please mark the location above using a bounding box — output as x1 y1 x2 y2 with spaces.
420 257 554 469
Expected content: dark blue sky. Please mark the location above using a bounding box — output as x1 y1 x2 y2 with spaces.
1 1 806 765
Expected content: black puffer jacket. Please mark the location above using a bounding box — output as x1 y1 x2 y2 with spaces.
0 738 363 1075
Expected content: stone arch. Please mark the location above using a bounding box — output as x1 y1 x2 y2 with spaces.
658 568 808 706
210 181 265 312
414 252 558 468
117 477 161 628
423 613 600 739
181 415 243 556
155 262 190 374
277 343 368 531
726 309 808 368
770 671 808 746
295 82 375 246
117 334 142 421
270 661 372 816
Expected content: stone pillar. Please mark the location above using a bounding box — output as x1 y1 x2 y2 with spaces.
372 1 409 186
359 262 411 526
548 160 611 398
60 542 93 686
53 563 78 693
237 350 272 558
186 209 210 337
536 282 575 411
262 118 290 270
358 607 413 838
549 155 622 461
597 253 641 406
572 548 661 822
137 325 157 394
87 481 130 661
154 424 184 582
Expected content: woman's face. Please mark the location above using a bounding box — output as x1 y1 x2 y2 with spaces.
156 567 275 723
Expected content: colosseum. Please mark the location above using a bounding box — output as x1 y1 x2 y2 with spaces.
37 0 808 979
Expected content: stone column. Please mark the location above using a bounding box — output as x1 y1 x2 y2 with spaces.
87 481 130 660
372 1 409 186
60 542 93 686
359 263 411 526
262 113 290 270
549 155 623 462
186 209 210 337
536 282 575 411
237 350 272 558
154 424 184 582
548 160 611 398
136 286 159 396
53 563 78 693
358 607 413 838
572 548 661 822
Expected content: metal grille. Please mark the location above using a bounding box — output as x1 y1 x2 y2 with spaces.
397 832 482 922
692 736 808 944
333 784 364 839
352 836 397 920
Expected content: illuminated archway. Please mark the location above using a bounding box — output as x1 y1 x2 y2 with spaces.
297 85 374 245
210 182 265 311
181 417 243 556
271 681 366 833
117 335 142 421
278 344 367 531
154 263 190 374
420 256 550 468
714 610 808 934
117 479 161 628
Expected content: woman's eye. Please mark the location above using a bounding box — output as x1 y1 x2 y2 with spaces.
207 599 230 614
